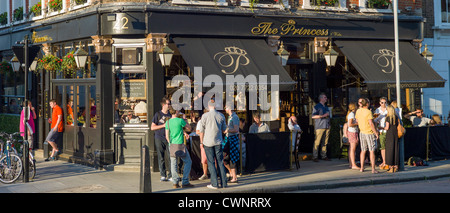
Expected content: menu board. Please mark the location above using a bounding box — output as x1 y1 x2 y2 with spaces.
120 79 146 99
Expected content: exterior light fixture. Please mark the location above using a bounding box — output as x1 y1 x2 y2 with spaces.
30 57 38 71
421 44 434 64
73 42 89 69
323 41 338 67
10 56 21 72
277 41 289 66
158 40 174 67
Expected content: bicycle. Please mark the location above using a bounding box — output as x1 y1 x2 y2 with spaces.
10 133 36 180
0 132 23 184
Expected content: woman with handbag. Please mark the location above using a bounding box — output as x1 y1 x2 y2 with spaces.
384 105 400 173
165 108 194 189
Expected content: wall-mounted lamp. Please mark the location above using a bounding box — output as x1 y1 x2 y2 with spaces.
421 44 434 64
277 41 289 66
10 56 21 72
323 41 338 67
73 42 89 69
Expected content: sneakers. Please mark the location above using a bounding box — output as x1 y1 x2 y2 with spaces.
161 177 174 182
198 174 208 180
207 184 218 190
181 183 194 188
45 157 56 161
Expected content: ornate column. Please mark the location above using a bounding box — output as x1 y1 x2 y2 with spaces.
91 35 114 53
145 33 167 52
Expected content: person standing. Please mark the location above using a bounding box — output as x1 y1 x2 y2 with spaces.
20 100 37 150
45 99 63 161
223 103 240 183
346 102 359 170
150 97 172 182
198 101 228 189
374 97 389 170
355 98 379 173
165 108 193 188
288 115 302 152
311 93 331 162
384 105 400 173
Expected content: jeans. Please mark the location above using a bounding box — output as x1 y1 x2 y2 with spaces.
204 145 227 188
170 148 192 185
155 137 172 179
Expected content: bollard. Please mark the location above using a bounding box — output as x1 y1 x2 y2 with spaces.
140 145 152 193
43 141 50 159
23 140 29 183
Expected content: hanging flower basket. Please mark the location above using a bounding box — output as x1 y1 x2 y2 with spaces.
75 0 88 5
62 51 77 76
0 61 13 75
37 54 62 72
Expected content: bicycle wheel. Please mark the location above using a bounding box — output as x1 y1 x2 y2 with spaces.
0 154 23 184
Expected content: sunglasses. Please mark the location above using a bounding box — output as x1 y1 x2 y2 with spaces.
380 102 386 104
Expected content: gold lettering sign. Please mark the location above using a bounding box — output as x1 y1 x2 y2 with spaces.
32 31 53 43
251 20 332 37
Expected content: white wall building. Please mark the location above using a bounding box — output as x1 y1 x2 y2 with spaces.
422 0 450 118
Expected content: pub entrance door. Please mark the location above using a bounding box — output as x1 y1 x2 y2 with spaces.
53 79 99 163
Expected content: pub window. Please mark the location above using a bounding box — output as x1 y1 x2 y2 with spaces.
76 85 86 127
0 63 24 114
89 85 97 128
442 0 450 23
66 86 74 126
114 72 147 125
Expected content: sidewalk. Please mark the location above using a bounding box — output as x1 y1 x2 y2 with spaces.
1 149 450 193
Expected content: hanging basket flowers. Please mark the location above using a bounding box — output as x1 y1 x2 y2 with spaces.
48 0 63 12
0 61 13 75
62 51 77 76
37 54 62 73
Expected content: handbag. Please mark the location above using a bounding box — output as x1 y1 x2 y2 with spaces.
167 119 187 158
397 118 406 138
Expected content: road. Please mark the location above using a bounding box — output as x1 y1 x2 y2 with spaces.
289 177 450 193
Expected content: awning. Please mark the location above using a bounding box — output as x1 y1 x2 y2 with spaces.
173 37 296 91
335 40 446 89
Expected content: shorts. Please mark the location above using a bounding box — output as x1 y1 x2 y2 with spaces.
359 132 377 152
379 132 386 150
45 129 61 143
348 131 359 144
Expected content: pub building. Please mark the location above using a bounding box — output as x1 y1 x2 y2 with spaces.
0 1 445 172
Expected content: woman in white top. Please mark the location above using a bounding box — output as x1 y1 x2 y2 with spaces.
346 103 360 170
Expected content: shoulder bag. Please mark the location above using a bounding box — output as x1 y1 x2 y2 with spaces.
397 118 406 139
167 119 187 158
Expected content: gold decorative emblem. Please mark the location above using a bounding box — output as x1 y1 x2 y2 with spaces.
372 49 402 74
214 46 250 74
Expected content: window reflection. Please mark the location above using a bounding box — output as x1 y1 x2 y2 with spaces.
66 86 74 126
77 86 86 127
89 85 96 128
114 73 147 124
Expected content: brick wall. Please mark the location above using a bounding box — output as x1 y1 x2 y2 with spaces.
422 0 434 38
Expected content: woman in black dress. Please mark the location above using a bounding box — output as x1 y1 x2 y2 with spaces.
384 105 399 173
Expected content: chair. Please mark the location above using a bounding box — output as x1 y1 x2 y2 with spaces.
293 131 302 170
339 124 350 160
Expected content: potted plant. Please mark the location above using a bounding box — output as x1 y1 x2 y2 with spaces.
48 0 63 12
75 0 88 5
0 61 13 76
367 0 391 9
316 0 339 7
0 12 7 25
62 51 77 76
13 7 24 22
30 1 42 17
37 54 62 72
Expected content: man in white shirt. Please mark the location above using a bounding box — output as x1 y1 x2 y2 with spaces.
374 97 388 169
288 115 302 151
